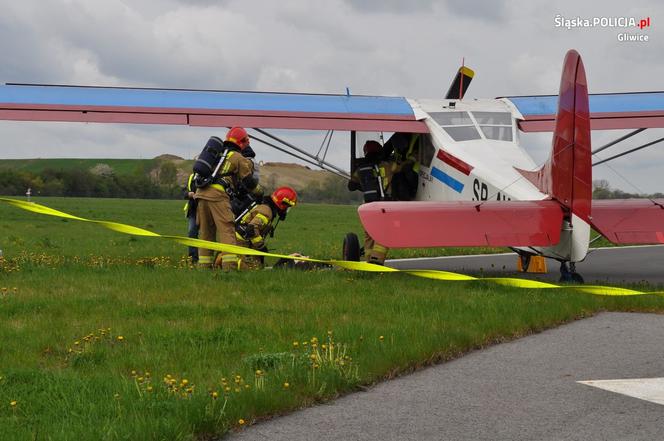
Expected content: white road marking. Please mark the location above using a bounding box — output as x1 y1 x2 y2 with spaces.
577 378 664 406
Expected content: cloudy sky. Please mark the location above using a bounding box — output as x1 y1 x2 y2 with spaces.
1 0 662 192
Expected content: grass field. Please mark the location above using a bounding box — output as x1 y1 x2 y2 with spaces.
0 197 507 261
1 196 663 440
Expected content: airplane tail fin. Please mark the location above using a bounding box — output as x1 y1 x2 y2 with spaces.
518 49 592 224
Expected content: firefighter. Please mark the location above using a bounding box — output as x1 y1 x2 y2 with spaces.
194 127 260 270
348 140 396 265
182 172 199 263
231 186 298 269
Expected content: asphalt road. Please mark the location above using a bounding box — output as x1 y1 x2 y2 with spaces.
228 312 664 441
387 245 664 286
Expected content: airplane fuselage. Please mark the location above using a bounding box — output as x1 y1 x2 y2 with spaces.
409 98 590 262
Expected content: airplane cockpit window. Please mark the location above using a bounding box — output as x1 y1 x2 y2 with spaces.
430 111 481 142
471 111 513 141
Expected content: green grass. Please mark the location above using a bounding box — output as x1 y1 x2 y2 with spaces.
1 196 663 440
0 196 505 261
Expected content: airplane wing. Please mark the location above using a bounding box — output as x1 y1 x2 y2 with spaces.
358 200 563 248
503 92 664 132
0 83 428 133
590 199 664 244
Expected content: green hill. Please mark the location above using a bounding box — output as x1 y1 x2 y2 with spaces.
0 156 338 189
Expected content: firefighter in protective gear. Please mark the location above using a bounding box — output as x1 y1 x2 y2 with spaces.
194 127 259 270
347 140 396 265
230 186 298 269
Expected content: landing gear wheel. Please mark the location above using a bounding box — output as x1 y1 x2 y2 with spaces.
559 261 584 284
342 233 361 261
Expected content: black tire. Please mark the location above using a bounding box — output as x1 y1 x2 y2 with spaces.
342 233 361 261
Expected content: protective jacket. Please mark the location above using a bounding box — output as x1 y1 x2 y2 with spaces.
348 157 396 203
235 202 275 251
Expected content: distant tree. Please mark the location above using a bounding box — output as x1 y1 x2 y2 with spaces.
159 162 178 185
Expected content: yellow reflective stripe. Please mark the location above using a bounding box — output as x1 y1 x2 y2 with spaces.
254 213 270 225
183 201 189 213
187 173 194 191
221 254 239 263
250 235 263 244
210 184 226 192
199 255 213 264
3 197 663 298
220 151 235 175
240 211 252 223
235 232 244 241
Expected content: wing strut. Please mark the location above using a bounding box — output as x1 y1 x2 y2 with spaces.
592 128 645 155
252 128 350 178
593 135 664 166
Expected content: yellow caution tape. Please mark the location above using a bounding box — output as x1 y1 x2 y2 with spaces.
1 198 662 297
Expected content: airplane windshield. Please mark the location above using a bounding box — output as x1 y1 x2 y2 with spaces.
430 111 481 142
430 111 513 142
472 111 513 141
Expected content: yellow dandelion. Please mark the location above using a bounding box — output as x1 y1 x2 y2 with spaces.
379 335 384 341
9 400 17 408
244 384 250 390
292 341 299 348
181 379 189 386
238 419 246 425
146 386 153 392
283 382 290 389
116 336 124 342
211 391 219 399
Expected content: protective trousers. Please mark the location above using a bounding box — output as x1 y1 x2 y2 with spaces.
196 196 239 270
364 229 388 265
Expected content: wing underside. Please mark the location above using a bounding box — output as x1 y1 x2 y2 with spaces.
590 199 664 244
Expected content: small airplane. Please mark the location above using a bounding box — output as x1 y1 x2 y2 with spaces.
1 49 663 282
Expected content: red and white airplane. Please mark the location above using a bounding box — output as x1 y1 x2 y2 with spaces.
1 49 662 282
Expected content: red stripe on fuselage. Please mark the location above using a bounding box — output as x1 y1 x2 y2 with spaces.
436 149 474 175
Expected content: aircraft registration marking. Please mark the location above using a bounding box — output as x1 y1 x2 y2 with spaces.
577 378 664 406
431 166 464 193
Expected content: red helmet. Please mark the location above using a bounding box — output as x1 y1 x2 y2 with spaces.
226 127 250 150
363 140 382 156
271 186 298 211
